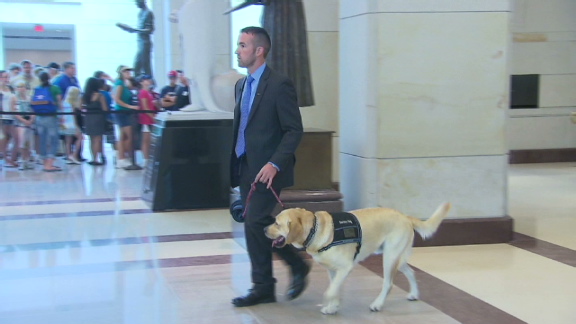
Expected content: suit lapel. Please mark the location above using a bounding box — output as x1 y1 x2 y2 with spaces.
247 66 270 124
233 77 246 131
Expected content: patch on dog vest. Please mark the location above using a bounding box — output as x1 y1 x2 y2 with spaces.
318 212 362 259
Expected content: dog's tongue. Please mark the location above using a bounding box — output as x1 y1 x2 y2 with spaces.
272 236 285 247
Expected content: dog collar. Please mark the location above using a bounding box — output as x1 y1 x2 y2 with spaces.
302 214 317 249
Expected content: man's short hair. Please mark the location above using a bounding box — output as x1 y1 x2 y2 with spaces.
21 60 32 66
240 26 271 57
47 62 60 70
62 61 75 70
7 63 20 71
93 70 104 78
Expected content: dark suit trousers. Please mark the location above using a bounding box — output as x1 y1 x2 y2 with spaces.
239 158 307 293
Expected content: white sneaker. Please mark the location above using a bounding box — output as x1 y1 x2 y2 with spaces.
18 160 25 171
66 155 81 165
116 159 131 168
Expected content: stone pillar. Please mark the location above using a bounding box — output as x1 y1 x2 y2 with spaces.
152 0 171 80
339 0 512 245
0 26 4 67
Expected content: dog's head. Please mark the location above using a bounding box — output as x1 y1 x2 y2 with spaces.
265 208 314 248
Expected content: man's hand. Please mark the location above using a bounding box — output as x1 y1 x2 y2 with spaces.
255 163 278 189
116 23 134 33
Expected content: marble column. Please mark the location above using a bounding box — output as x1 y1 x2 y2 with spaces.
152 0 172 81
339 1 511 239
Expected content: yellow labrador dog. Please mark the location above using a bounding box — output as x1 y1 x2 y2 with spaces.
265 203 451 315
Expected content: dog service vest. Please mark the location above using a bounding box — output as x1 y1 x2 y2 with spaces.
318 212 362 259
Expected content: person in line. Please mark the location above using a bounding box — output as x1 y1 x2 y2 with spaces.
97 77 114 165
53 61 81 161
82 78 109 166
33 66 45 78
230 26 309 307
175 71 191 110
159 70 178 111
47 62 62 83
33 72 62 172
136 75 157 165
113 65 139 168
10 60 40 93
94 70 115 86
61 86 83 164
13 80 35 170
6 63 21 83
53 61 80 96
126 77 142 166
0 70 18 167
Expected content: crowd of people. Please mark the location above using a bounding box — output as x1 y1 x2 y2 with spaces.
0 59 192 171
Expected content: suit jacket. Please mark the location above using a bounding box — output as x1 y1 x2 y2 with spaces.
230 65 303 189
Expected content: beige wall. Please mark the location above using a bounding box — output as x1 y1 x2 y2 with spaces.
302 0 340 182
508 0 576 150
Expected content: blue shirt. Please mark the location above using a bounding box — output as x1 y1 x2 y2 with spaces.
100 90 112 109
54 74 80 96
245 63 266 114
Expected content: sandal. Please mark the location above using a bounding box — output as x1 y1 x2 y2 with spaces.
43 168 62 172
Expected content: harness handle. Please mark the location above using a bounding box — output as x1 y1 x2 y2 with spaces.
242 181 285 219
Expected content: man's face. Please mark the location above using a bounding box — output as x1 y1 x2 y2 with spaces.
9 68 20 77
136 0 145 9
0 72 8 86
22 63 32 75
179 74 188 85
66 65 77 76
235 32 258 69
17 84 27 94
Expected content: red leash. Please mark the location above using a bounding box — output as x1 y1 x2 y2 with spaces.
242 181 285 219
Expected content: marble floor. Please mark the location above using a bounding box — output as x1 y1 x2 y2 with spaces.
0 148 575 324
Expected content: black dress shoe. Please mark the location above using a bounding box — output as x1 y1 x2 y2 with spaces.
287 265 310 300
232 290 276 307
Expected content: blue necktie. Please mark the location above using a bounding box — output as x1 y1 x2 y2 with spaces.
235 76 254 157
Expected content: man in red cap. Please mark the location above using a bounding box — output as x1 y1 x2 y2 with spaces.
160 70 178 111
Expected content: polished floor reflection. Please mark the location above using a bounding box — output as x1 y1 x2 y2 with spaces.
1 153 575 324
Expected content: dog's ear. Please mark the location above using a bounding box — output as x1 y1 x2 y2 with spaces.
285 209 305 244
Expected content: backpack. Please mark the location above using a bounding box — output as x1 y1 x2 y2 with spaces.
31 86 57 113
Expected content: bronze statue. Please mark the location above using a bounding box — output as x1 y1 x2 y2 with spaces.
117 0 155 77
226 0 314 107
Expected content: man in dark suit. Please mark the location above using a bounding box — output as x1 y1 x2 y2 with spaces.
230 26 309 307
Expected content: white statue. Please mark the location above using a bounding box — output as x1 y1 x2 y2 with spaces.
170 0 243 113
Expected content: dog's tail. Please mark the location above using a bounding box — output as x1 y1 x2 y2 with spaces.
410 202 451 240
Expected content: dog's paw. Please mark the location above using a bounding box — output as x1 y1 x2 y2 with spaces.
321 304 339 315
369 301 384 312
407 293 419 301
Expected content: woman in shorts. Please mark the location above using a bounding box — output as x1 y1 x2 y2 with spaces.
13 81 35 170
61 86 83 164
113 65 139 168
136 75 157 165
82 78 108 166
1 70 18 167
